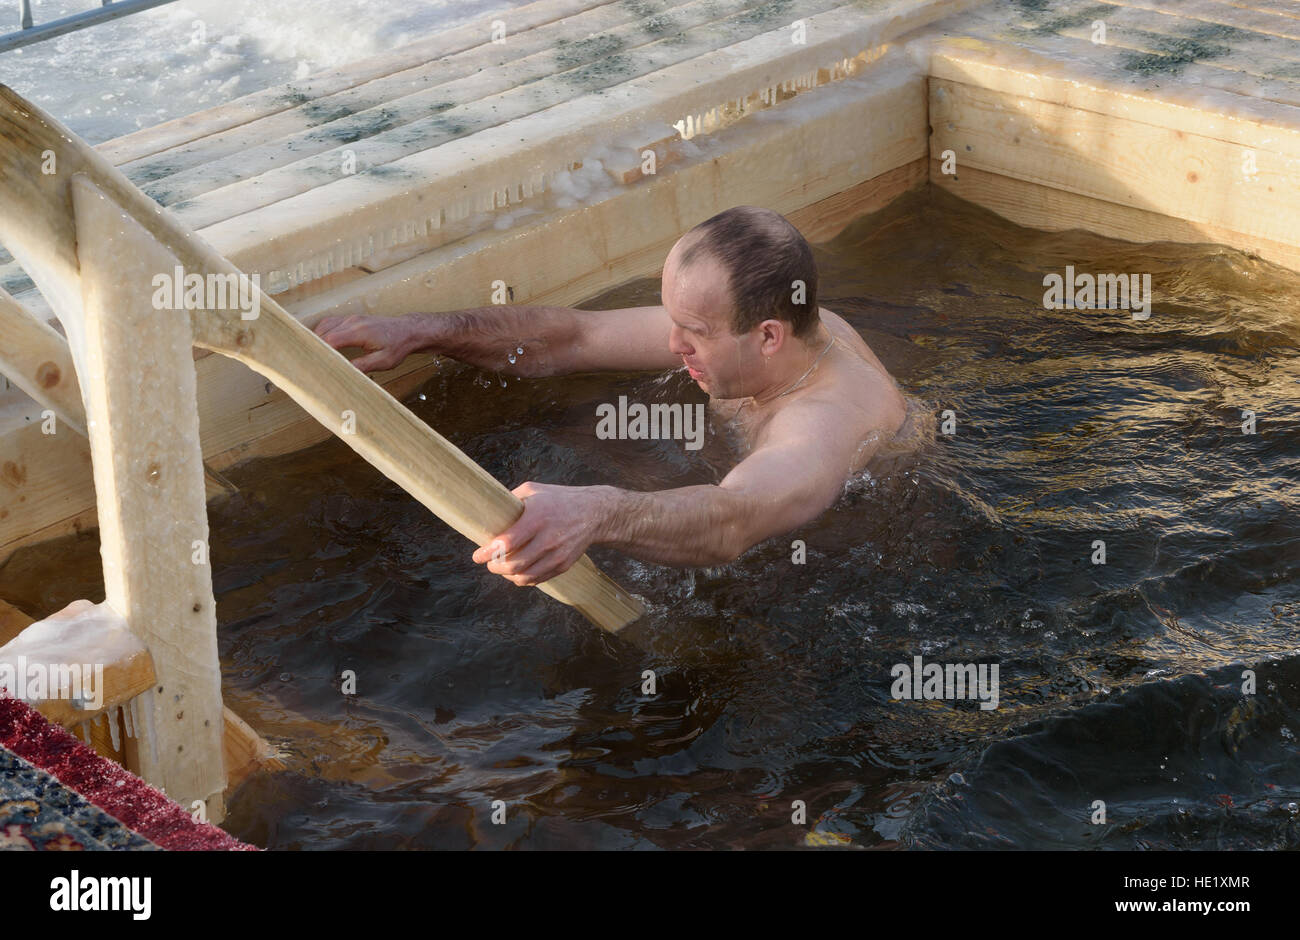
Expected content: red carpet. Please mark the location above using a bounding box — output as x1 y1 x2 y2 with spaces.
0 697 256 851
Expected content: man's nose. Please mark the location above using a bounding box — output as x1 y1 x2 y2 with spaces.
668 325 691 356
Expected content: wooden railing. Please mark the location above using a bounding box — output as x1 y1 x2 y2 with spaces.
3 0 183 53
0 85 643 819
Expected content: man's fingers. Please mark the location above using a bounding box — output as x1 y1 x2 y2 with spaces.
313 315 358 339
494 545 564 586
350 350 395 373
317 323 367 349
487 533 552 576
472 538 507 565
500 546 577 586
471 505 548 569
471 519 540 564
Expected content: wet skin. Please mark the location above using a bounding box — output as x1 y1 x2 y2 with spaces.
315 238 909 586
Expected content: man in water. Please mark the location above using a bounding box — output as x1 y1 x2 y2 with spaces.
314 206 913 587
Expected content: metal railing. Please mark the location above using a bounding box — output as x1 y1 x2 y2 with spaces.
3 0 181 53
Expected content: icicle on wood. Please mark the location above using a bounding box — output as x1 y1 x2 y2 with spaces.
109 705 122 751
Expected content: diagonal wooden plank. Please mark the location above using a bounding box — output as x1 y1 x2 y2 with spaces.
1088 0 1300 65
0 85 644 634
927 34 1300 155
154 0 848 225
193 0 980 289
120 0 701 187
97 0 623 165
1100 0 1300 41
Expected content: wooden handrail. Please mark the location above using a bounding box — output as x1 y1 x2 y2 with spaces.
0 84 644 632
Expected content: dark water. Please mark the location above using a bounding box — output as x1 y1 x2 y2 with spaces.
3 185 1297 849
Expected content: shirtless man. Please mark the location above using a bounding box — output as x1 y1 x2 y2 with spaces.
314 206 912 588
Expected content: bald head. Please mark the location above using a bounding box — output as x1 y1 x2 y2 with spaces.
674 206 819 341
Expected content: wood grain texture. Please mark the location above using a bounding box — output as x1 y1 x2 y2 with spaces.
0 85 642 633
930 78 1300 245
72 175 229 821
932 160 1300 271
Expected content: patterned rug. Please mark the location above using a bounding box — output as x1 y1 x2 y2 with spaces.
0 697 255 851
0 746 159 850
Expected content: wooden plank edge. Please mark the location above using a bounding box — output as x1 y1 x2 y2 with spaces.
931 159 1300 273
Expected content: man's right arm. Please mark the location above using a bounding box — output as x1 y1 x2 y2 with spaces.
313 304 678 377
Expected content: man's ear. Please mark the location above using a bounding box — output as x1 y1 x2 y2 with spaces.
758 318 788 357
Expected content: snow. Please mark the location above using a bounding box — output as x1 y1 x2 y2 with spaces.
3 0 531 143
0 599 145 673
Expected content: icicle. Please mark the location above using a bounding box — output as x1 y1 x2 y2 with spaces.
79 721 91 744
109 705 122 751
139 695 158 765
123 698 135 738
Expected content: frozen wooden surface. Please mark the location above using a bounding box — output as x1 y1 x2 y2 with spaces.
72 176 230 822
920 0 1300 269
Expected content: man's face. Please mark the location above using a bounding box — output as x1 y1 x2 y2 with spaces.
661 241 762 399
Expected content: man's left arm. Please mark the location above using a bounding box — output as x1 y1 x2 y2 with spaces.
473 400 872 584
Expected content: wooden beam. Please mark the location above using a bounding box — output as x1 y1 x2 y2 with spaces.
787 158 928 244
98 0 617 165
931 159 1300 272
0 599 154 763
196 0 980 289
0 286 237 500
0 85 643 634
71 175 229 822
0 49 929 564
0 596 282 795
929 77 1300 248
222 706 285 794
31 650 154 729
0 286 85 433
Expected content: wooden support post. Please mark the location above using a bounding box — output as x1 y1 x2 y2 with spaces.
70 176 227 822
0 85 643 633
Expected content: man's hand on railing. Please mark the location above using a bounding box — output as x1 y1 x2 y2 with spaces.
312 314 421 373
